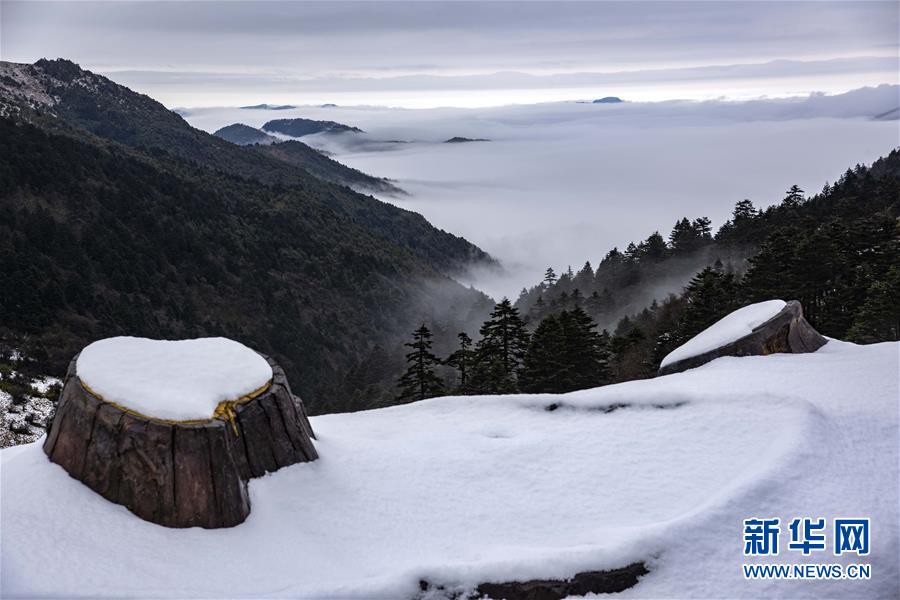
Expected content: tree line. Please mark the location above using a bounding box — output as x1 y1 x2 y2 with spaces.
397 299 612 402
399 152 900 401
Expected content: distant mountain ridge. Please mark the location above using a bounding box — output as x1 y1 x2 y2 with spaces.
263 117 364 137
240 103 296 110
211 121 401 194
213 123 279 145
445 136 490 143
253 140 404 195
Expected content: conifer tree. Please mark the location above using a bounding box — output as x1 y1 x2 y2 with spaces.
543 267 557 287
520 307 610 393
532 295 548 321
445 332 475 392
783 184 805 207
639 232 668 262
396 324 445 402
733 199 757 221
470 299 530 393
693 216 713 240
559 306 611 390
519 314 567 393
574 261 594 289
676 266 739 343
847 266 900 342
571 288 584 307
669 218 696 253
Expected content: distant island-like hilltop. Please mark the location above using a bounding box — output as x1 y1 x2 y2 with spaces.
263 118 364 137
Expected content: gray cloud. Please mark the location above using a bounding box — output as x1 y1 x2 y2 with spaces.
2 1 897 107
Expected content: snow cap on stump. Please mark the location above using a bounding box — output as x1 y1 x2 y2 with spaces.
43 337 318 529
658 300 828 376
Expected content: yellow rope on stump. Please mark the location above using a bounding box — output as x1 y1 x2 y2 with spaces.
78 378 272 435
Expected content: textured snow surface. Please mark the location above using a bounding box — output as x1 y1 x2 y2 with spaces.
3 341 897 598
661 300 787 368
75 337 273 421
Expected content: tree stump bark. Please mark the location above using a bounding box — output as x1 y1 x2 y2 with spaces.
43 353 317 528
658 300 828 376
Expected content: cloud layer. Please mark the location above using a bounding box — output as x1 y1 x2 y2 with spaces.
3 1 898 107
184 86 900 298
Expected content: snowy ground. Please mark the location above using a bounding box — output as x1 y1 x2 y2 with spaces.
2 340 898 598
0 352 60 448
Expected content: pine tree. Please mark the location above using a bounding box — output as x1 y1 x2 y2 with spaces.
470 299 530 393
639 231 668 262
445 332 475 392
676 267 739 343
847 266 900 342
519 314 567 393
532 295 548 321
669 218 696 253
693 216 713 240
520 307 611 393
543 267 557 288
783 184 805 208
571 288 584 307
574 261 594 289
733 199 757 221
559 306 611 390
396 324 445 402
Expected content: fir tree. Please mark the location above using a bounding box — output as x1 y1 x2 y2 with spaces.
693 216 713 240
639 231 668 262
470 299 530 393
543 267 557 287
445 332 475 392
669 218 696 253
676 266 739 343
733 199 757 221
519 314 567 393
847 266 900 342
520 307 611 393
571 288 584 307
396 324 445 402
782 184 805 207
559 307 611 390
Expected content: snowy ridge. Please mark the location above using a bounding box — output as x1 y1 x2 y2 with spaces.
2 340 898 598
661 300 787 368
76 337 273 421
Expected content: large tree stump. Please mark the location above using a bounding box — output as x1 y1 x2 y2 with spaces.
658 300 827 376
43 352 317 528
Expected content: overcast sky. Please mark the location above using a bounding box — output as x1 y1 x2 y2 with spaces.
2 1 898 107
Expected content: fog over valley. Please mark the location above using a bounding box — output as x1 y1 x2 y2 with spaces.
185 86 900 298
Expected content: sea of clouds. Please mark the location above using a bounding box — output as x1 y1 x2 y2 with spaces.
182 85 899 299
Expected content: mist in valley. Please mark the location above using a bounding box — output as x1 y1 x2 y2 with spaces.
184 85 900 304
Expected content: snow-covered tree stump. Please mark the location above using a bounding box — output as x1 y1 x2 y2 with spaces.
658 300 827 376
43 338 317 529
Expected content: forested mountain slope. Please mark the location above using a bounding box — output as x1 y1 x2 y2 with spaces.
0 59 487 274
0 60 496 412
253 140 403 195
517 150 899 382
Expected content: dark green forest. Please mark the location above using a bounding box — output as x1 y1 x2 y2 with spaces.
398 151 900 399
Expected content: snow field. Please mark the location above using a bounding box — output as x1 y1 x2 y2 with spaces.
2 340 897 598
